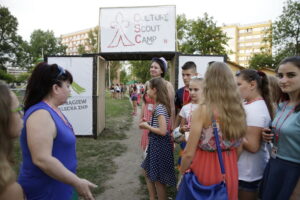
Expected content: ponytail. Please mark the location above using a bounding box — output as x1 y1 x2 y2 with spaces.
237 69 274 119
258 72 274 119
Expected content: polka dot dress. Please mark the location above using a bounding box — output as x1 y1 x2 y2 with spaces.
141 104 176 186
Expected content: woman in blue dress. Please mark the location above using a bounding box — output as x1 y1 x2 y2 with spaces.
18 63 96 200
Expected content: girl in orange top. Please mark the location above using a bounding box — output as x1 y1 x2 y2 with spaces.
179 62 247 200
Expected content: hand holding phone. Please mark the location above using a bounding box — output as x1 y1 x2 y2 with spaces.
262 124 274 143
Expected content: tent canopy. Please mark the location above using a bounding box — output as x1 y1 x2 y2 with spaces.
126 80 138 85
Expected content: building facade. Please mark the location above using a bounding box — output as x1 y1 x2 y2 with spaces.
222 21 271 67
61 26 98 55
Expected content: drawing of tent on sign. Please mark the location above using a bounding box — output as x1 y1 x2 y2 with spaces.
107 12 135 48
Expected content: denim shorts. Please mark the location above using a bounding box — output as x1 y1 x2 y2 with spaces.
239 179 261 192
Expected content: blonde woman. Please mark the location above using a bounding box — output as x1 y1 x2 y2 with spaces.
178 62 247 200
0 81 24 199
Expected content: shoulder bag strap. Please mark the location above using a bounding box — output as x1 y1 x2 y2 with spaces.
212 115 226 176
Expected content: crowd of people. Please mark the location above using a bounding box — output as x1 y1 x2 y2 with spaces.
0 55 299 200
136 56 300 200
110 83 127 99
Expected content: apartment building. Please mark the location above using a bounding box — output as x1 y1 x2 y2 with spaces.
61 26 98 55
222 21 272 67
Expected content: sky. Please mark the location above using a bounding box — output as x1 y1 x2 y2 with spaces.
1 0 286 42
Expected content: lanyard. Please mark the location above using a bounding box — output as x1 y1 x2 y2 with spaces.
274 102 295 144
43 101 74 133
187 104 193 128
187 104 197 128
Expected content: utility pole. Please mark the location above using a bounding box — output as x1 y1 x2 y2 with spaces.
108 61 111 87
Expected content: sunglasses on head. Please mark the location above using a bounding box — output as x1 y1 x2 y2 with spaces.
57 65 66 78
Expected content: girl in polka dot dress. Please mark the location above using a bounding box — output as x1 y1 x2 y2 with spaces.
139 77 176 200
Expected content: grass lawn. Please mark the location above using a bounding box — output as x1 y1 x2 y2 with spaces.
14 92 133 196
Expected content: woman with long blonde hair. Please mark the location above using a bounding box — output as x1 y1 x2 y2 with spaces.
177 62 247 200
0 81 24 199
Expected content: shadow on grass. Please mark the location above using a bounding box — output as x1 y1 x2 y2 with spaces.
75 93 133 195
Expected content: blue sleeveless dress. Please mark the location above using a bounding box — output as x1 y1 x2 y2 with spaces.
18 102 77 200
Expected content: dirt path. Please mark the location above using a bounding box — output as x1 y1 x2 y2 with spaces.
96 106 147 200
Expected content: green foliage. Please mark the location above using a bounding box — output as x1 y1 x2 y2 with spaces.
128 60 151 83
120 69 128 84
77 27 99 54
176 14 189 52
77 44 86 55
15 72 30 83
0 6 28 70
272 0 300 57
249 53 275 69
109 61 121 82
16 40 32 69
252 0 300 68
29 29 67 62
177 13 229 55
0 69 15 83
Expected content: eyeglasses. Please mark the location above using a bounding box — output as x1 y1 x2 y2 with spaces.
12 105 24 117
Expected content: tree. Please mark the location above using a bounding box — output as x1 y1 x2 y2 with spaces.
178 13 229 55
120 69 129 84
29 29 67 62
249 53 275 69
77 44 86 55
77 27 98 54
176 14 189 52
109 61 121 83
0 69 15 83
272 0 300 57
0 6 26 70
15 72 30 84
128 60 151 83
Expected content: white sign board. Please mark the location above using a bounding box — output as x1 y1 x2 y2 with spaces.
100 5 176 52
48 57 94 136
178 55 225 89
